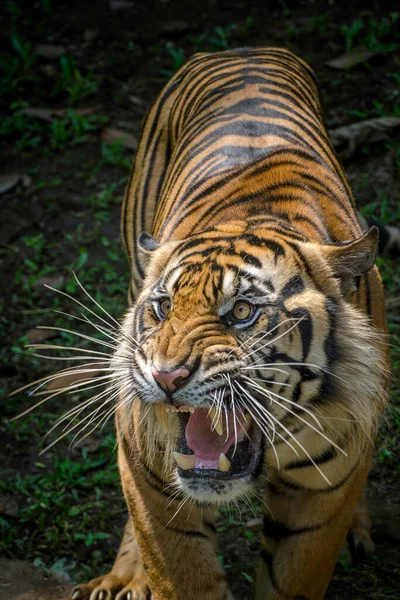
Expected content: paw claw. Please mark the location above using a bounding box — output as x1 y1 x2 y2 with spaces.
72 590 83 600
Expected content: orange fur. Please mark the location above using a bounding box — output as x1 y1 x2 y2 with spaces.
71 48 389 600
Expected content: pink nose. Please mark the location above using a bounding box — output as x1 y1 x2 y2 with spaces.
152 367 191 393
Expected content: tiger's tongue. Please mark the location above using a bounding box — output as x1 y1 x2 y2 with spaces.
185 408 244 468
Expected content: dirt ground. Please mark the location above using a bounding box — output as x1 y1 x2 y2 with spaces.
1 1 400 599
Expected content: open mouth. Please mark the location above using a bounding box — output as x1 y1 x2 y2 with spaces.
155 403 263 479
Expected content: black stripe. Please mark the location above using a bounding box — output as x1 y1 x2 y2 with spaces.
263 514 328 542
279 275 305 301
284 446 337 470
275 459 359 493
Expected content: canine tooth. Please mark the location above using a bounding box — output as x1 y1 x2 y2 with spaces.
243 413 252 429
209 407 223 436
173 451 196 470
154 404 169 433
218 453 230 472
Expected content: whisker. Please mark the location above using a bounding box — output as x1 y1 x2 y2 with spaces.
245 379 346 457
242 376 322 429
241 317 304 361
240 389 332 486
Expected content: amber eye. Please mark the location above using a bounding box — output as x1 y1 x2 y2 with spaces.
158 298 172 318
232 300 252 321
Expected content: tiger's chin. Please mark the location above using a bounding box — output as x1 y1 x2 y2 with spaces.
160 406 264 503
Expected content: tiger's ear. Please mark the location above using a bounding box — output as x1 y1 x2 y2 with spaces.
322 227 379 294
138 232 160 254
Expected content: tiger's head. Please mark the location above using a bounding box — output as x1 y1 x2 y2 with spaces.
115 220 385 503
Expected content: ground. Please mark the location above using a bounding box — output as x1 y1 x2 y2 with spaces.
1 1 400 598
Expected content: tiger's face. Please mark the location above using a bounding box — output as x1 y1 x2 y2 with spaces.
115 222 378 503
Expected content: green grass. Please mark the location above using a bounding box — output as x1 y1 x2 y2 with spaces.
1 105 108 155
159 18 255 77
340 13 399 52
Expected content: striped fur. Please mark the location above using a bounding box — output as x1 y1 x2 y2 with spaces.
71 48 389 600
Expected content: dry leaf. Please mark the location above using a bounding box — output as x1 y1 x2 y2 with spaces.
326 49 379 69
46 364 107 392
33 275 65 290
21 174 32 187
128 95 145 107
0 173 20 195
53 106 99 118
101 127 138 149
83 29 98 43
73 434 101 453
329 117 400 157
109 0 133 10
35 43 65 59
162 20 190 35
22 107 54 122
0 493 19 517
244 517 262 529
26 328 57 344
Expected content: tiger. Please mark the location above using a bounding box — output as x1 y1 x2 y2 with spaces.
70 48 390 600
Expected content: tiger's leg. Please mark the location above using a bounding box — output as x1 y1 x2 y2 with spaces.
118 434 233 600
347 486 374 561
256 455 372 600
70 519 149 600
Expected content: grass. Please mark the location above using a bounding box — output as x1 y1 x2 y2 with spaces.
340 13 399 53
1 3 400 598
159 18 255 77
1 104 108 154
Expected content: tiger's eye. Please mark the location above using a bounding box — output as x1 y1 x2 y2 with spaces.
232 301 252 320
159 298 172 317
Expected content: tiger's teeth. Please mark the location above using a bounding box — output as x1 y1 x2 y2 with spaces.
154 404 169 433
179 405 195 413
173 451 196 470
165 406 179 412
209 408 223 436
243 413 252 429
218 453 230 472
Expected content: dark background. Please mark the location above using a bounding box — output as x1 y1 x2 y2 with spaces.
0 1 399 598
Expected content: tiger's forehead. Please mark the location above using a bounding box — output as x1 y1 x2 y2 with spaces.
162 258 282 309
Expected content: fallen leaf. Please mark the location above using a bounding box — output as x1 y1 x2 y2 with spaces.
0 173 20 195
22 174 32 187
33 275 65 290
162 20 190 35
26 328 58 344
109 0 133 10
128 95 146 107
0 493 19 517
22 107 54 122
326 49 379 69
53 106 99 117
329 117 400 157
35 43 65 59
46 364 107 392
101 127 138 149
244 517 262 529
73 434 101 453
83 29 98 43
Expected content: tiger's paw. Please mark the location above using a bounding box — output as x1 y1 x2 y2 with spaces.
349 527 375 563
70 572 150 600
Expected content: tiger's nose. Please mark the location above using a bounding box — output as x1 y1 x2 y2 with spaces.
152 367 191 393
